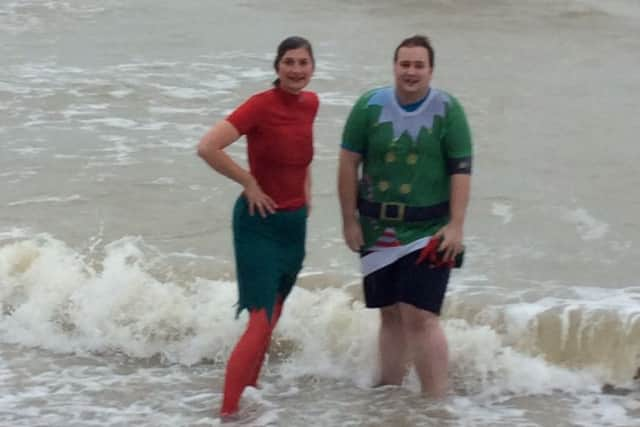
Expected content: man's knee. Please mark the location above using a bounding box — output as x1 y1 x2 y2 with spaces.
400 304 440 334
379 305 403 327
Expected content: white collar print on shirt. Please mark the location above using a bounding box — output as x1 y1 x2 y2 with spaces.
367 87 450 142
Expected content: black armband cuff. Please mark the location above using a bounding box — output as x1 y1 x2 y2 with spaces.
447 156 472 175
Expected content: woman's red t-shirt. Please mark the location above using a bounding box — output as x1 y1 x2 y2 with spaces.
226 87 319 210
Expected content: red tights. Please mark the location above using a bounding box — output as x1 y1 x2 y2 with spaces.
219 299 283 416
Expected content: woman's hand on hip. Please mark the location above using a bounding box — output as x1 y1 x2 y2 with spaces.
243 180 277 217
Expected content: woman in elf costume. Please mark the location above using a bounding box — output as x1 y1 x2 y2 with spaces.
197 36 318 418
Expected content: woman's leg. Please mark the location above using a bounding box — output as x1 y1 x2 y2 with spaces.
220 308 273 416
247 296 284 387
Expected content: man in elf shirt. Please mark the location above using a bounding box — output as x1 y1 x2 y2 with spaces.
338 35 472 398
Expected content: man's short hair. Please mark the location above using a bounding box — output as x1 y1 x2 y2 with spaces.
393 35 434 68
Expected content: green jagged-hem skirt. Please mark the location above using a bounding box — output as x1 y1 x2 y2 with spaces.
232 196 307 320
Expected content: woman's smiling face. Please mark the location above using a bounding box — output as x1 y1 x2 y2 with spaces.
276 47 314 94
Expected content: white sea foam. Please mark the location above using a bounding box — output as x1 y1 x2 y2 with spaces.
573 0 640 18
7 195 85 207
109 89 133 98
61 109 101 119
0 228 30 241
238 68 274 80
148 106 209 115
447 282 640 383
491 202 513 224
0 170 38 179
0 81 32 94
3 234 635 396
563 208 610 240
81 117 138 129
9 146 47 155
151 177 176 185
318 91 359 107
155 85 211 100
200 75 239 91
137 121 171 131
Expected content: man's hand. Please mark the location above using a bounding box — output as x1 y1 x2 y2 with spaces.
343 217 364 252
433 222 464 262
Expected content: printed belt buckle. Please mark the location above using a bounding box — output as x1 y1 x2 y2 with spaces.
380 202 405 221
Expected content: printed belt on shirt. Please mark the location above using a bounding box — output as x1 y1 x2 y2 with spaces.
357 199 449 222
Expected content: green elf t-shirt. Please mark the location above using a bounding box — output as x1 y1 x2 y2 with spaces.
341 86 473 251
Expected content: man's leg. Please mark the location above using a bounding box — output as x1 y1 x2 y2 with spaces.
398 302 448 398
377 304 409 386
